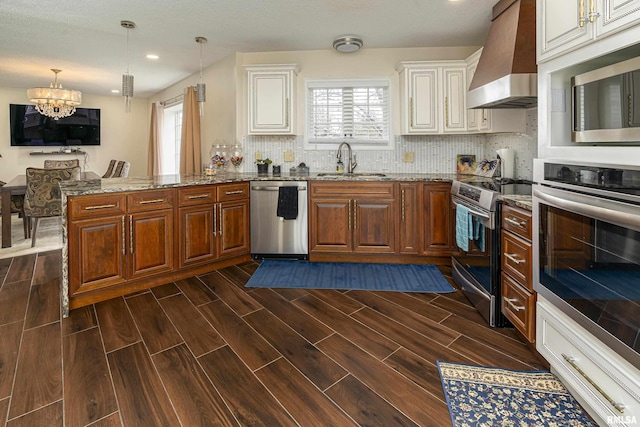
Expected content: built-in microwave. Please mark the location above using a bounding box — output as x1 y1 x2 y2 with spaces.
572 56 640 143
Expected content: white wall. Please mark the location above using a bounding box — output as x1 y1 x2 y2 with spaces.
0 87 149 182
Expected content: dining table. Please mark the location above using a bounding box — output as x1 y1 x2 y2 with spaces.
1 171 99 248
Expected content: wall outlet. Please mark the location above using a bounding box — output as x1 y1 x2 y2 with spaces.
284 151 295 162
403 152 415 163
255 151 262 160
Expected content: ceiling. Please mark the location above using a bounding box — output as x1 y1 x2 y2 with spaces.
0 0 496 98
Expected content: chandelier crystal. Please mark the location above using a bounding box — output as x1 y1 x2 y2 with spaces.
27 69 82 120
121 20 136 112
195 36 207 116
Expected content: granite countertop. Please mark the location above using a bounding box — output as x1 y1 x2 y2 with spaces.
59 171 474 196
501 194 533 211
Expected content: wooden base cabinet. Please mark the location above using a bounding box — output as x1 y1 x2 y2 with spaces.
500 204 535 343
399 183 422 254
309 182 396 255
68 190 174 296
423 183 454 256
66 183 250 312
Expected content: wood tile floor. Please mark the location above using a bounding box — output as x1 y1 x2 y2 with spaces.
0 250 547 427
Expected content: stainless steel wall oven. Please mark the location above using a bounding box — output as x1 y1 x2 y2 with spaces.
533 160 640 370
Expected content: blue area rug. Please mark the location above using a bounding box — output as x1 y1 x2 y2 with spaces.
438 361 597 426
245 260 455 293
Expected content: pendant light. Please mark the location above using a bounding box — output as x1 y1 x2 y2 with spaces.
121 20 136 112
195 36 207 116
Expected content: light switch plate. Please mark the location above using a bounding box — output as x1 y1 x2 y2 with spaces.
284 151 295 162
255 151 262 160
403 152 415 163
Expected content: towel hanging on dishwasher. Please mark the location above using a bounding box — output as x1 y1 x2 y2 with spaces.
277 186 298 220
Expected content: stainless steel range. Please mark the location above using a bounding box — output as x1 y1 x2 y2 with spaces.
451 178 532 327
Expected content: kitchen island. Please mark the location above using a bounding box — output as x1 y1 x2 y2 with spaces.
59 171 473 316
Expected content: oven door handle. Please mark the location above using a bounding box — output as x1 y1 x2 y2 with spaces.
534 187 640 232
452 198 490 220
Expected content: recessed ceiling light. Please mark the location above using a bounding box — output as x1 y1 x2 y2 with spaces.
146 54 159 60
333 36 363 53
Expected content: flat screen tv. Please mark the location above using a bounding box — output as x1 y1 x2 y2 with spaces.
9 104 101 146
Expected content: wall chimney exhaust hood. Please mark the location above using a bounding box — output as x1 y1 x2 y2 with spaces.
467 0 537 109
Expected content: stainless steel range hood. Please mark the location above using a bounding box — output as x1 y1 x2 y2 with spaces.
467 0 537 109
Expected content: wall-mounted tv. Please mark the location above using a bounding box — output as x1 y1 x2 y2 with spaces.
9 104 101 146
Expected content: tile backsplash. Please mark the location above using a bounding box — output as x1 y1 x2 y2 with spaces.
232 109 538 180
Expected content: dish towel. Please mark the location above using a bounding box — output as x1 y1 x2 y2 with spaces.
455 204 470 252
277 186 298 220
472 216 485 252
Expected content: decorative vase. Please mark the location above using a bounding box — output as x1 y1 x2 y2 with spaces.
210 142 228 171
230 143 244 170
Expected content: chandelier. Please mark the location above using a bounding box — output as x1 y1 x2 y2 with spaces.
121 20 136 112
27 69 82 120
195 36 207 116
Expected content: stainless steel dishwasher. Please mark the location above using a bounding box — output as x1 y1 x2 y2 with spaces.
250 181 308 260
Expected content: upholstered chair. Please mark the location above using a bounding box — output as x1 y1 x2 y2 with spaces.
44 159 80 168
23 166 81 247
103 160 130 178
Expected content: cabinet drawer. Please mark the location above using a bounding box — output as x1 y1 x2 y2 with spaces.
68 194 127 220
217 182 249 201
501 231 532 290
501 273 535 342
128 189 174 212
178 185 217 207
537 299 640 425
502 204 532 241
310 182 395 198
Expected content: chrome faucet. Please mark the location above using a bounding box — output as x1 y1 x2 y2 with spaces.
337 142 357 174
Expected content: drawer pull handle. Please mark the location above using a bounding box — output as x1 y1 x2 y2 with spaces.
138 198 165 205
188 194 211 200
503 297 525 311
85 204 117 210
225 190 244 195
562 353 626 414
504 253 525 264
505 217 526 228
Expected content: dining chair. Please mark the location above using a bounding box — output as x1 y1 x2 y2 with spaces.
23 166 81 247
44 159 80 168
103 160 130 178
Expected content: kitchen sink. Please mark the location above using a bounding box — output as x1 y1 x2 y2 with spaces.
316 172 386 177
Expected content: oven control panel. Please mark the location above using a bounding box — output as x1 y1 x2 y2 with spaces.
459 186 481 202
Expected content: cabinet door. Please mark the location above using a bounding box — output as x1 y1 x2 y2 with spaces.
179 204 216 267
423 184 454 256
399 183 422 254
309 199 352 252
407 68 439 133
247 65 296 135
443 67 467 132
599 0 640 36
68 215 126 296
466 59 480 132
537 0 593 62
353 198 396 254
128 210 174 280
217 200 250 258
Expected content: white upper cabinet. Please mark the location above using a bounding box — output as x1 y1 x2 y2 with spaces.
245 64 298 135
398 61 467 135
538 0 640 63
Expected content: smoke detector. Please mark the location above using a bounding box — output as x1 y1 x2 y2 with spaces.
333 36 363 53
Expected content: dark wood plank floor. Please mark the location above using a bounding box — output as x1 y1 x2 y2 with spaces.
0 250 547 427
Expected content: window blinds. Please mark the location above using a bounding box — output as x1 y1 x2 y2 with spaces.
307 80 389 145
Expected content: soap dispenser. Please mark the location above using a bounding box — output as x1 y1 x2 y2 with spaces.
336 160 345 174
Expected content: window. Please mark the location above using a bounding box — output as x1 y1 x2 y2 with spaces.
306 79 391 149
161 103 183 175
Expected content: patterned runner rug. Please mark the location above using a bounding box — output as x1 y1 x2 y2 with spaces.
438 361 597 426
245 260 455 293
